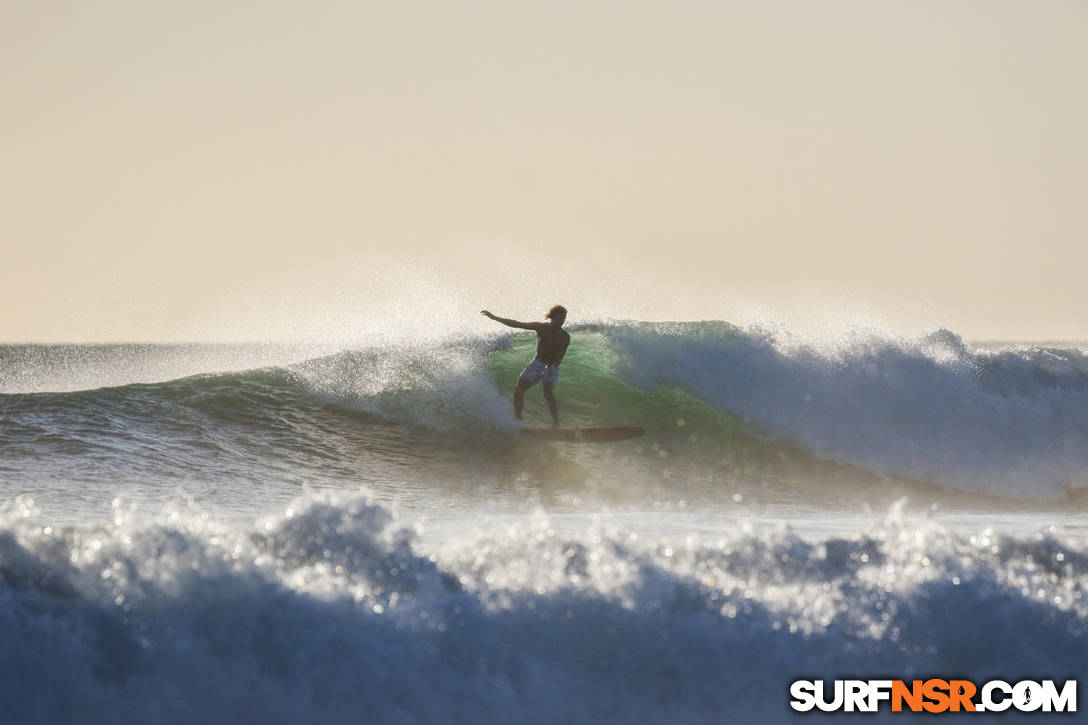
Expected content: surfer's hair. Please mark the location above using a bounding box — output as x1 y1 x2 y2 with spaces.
546 305 567 320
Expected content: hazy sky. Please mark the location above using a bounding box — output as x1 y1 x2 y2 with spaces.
4 0 1086 342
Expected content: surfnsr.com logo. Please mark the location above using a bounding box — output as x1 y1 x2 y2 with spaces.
790 679 1077 713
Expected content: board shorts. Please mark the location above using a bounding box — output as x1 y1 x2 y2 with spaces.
519 358 559 385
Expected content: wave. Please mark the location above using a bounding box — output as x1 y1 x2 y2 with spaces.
0 492 1083 724
605 322 1088 500
4 324 1088 504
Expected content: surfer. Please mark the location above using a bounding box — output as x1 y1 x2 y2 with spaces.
481 305 570 426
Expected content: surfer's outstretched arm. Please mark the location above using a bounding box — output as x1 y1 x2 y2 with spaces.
480 311 543 330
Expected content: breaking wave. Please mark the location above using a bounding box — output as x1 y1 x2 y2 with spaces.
0 492 1083 724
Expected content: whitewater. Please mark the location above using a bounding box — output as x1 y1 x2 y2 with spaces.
1 321 1085 723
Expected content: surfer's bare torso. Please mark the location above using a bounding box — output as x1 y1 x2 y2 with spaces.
532 324 570 366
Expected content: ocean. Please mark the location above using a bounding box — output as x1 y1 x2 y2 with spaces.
1 321 1085 723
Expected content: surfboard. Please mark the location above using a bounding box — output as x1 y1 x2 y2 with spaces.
518 426 645 443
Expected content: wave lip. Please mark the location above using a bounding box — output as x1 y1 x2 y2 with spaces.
0 493 1085 723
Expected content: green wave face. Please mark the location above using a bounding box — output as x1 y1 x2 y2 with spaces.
486 330 744 433
483 331 878 499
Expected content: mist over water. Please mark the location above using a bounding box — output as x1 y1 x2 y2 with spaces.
1 320 1086 722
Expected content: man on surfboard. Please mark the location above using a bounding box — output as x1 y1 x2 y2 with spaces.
481 305 570 426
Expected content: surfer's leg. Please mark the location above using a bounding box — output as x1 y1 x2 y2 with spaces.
542 382 558 427
513 378 533 419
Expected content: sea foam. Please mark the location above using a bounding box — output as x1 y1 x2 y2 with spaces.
0 492 1083 723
